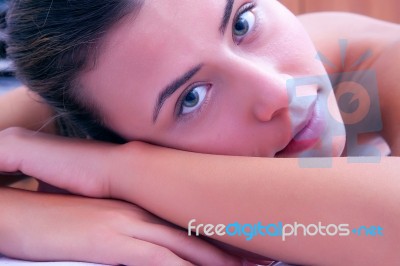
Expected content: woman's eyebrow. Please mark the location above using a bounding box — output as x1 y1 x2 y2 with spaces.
220 0 235 35
153 64 203 123
152 1 234 124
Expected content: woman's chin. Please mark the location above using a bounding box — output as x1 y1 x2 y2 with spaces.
276 134 346 159
298 135 346 158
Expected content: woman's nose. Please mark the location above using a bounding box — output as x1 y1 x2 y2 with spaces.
227 56 289 122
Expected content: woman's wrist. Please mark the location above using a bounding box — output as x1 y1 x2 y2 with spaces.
108 141 154 202
0 188 37 254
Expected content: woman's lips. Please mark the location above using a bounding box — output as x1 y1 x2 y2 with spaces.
276 99 326 157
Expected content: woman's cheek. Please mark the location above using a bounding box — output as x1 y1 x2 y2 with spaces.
256 2 320 75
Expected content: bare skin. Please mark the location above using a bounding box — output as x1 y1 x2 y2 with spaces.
299 12 400 154
1 11 400 266
0 86 55 134
0 186 249 266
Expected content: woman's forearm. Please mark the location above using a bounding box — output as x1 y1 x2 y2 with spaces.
0 87 56 133
113 143 400 265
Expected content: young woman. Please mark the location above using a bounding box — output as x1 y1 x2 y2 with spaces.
1 0 400 265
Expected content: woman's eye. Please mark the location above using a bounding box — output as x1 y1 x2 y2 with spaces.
180 85 208 115
233 8 256 41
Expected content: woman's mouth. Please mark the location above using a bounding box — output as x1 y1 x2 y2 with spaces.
275 99 326 157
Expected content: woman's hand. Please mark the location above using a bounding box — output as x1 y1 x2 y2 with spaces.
0 127 114 197
0 188 241 266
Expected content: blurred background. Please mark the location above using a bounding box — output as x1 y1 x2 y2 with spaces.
280 0 400 23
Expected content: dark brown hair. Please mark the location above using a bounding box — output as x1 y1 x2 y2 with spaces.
5 0 143 143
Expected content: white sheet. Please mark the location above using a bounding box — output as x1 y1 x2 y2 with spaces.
0 256 107 266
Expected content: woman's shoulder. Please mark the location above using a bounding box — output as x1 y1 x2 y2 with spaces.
298 12 400 72
298 12 399 41
298 12 400 155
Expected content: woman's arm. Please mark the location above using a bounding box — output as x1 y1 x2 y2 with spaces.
0 114 242 264
372 39 400 155
2 128 399 265
0 86 56 133
0 87 55 185
115 143 400 266
0 187 240 265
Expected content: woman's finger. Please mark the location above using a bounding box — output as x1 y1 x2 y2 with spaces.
131 222 242 266
108 236 194 266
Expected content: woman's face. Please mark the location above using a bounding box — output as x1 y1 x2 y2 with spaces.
82 0 346 157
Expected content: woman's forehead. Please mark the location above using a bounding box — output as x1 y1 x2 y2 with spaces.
86 0 236 87
87 0 227 78
144 0 224 18
92 0 234 83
